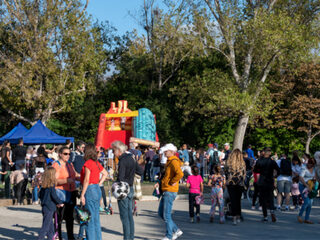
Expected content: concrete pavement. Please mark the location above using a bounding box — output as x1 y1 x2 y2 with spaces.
0 198 319 240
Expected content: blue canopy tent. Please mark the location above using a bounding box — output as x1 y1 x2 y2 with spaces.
20 120 74 144
0 123 28 144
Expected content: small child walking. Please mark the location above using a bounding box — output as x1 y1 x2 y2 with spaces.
38 167 64 240
291 176 301 210
186 166 203 223
208 165 225 224
32 171 42 204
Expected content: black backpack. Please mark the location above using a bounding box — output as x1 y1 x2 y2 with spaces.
280 158 292 176
210 150 220 166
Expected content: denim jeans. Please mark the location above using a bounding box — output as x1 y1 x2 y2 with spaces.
85 184 102 240
158 191 179 239
118 186 134 240
151 166 160 182
15 160 25 170
38 208 55 240
299 183 313 220
78 223 87 239
32 187 39 202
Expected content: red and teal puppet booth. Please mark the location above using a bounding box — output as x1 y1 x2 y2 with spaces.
95 100 159 149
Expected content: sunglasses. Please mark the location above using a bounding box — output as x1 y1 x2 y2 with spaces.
62 152 70 156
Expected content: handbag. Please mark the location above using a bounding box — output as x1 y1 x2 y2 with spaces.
56 188 71 203
133 174 142 200
195 195 204 205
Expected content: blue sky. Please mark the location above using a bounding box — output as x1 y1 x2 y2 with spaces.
86 0 145 35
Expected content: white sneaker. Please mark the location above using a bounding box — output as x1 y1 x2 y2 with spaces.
172 229 183 240
162 237 171 240
251 206 255 210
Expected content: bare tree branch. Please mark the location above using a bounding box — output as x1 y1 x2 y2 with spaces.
242 45 254 89
207 45 230 62
161 50 191 88
81 0 90 15
260 52 279 84
311 130 320 141
204 0 241 85
250 52 279 105
5 108 33 125
268 0 278 11
52 106 65 114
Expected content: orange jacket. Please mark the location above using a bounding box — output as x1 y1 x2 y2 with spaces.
161 156 183 193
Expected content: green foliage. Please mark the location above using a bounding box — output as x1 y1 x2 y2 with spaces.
0 0 106 124
0 0 319 158
246 127 312 154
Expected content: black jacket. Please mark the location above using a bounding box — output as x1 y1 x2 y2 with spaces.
117 153 143 186
39 186 63 211
73 155 85 174
12 145 27 161
254 157 280 187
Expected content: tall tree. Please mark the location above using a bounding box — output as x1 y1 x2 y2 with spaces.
272 62 320 154
189 0 320 150
0 0 106 125
136 0 198 90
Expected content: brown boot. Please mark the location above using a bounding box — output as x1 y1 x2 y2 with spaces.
297 216 303 223
304 220 314 224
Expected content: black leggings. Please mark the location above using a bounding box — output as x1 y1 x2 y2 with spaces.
292 195 301 206
57 191 77 240
252 182 261 207
259 186 275 217
14 180 27 204
189 193 200 217
227 185 243 217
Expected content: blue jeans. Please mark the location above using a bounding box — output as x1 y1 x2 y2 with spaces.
78 223 87 239
298 183 313 220
38 208 55 240
158 191 179 239
33 187 39 202
85 184 102 240
15 160 25 169
151 166 160 182
118 186 134 240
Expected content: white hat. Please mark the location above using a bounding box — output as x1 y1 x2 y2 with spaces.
224 143 230 146
162 143 177 153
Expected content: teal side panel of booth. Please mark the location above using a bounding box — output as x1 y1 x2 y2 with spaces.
133 108 156 141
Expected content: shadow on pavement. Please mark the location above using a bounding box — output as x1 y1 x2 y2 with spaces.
0 225 39 240
7 206 41 214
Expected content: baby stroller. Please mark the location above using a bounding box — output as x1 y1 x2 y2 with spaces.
181 164 192 183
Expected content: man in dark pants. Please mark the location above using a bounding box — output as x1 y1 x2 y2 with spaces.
12 139 27 170
254 147 280 222
112 141 143 240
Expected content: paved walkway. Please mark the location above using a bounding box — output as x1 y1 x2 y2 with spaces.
0 198 319 240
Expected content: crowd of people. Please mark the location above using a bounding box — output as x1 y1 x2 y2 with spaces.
0 138 320 240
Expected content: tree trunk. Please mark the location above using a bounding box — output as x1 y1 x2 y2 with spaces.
233 114 249 151
305 136 312 155
305 130 320 154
